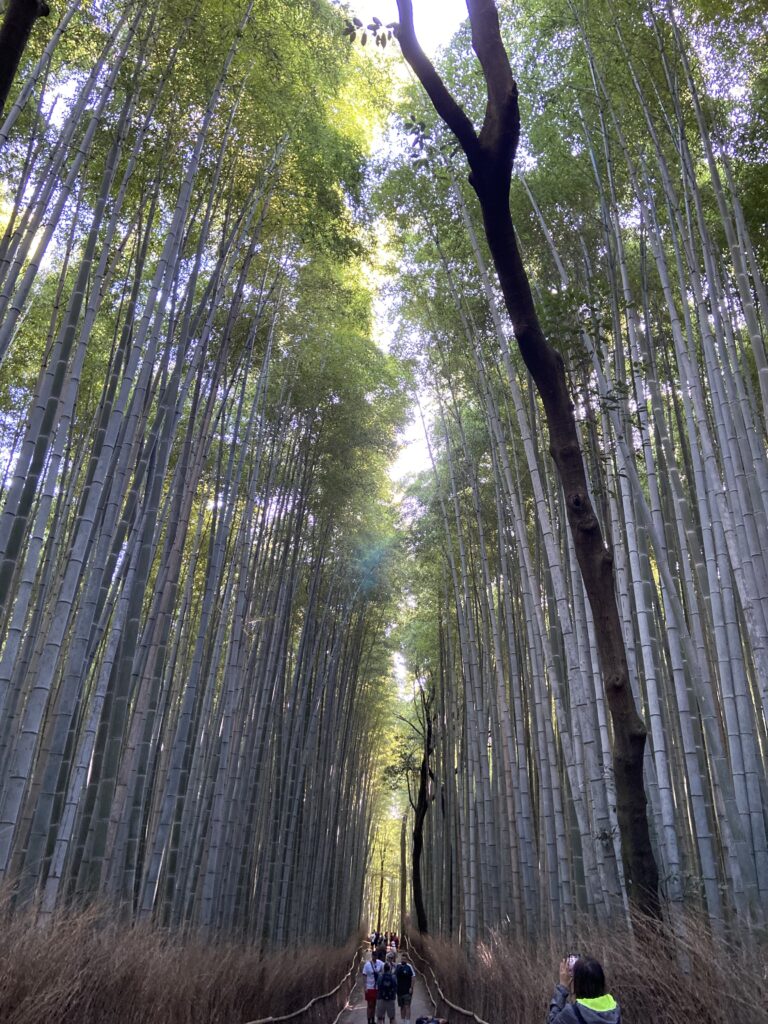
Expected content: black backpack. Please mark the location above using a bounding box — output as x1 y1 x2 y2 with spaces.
377 972 397 1000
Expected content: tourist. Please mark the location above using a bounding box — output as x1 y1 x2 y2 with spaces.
547 957 621 1023
363 950 384 1024
395 952 415 1021
375 961 398 1023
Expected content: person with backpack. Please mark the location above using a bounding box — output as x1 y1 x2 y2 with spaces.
363 950 384 1024
547 957 621 1024
376 962 398 1023
395 953 415 1020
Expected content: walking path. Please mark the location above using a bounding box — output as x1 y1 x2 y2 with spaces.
338 973 434 1024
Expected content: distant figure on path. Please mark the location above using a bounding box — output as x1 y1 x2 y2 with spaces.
547 957 621 1023
395 952 415 1020
363 950 384 1024
375 962 398 1023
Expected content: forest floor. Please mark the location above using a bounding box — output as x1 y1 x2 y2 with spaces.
339 974 434 1024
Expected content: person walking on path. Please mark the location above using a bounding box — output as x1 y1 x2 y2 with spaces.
375 962 398 1023
363 951 384 1024
394 953 415 1021
338 961 431 1024
547 957 621 1023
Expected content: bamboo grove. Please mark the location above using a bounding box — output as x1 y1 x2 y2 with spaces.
0 0 410 944
384 0 768 943
1 0 767 957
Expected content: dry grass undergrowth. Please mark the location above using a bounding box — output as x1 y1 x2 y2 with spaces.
0 899 358 1024
411 912 768 1024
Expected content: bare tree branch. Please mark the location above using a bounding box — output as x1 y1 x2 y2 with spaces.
395 712 424 739
0 0 50 117
466 0 520 165
394 0 480 164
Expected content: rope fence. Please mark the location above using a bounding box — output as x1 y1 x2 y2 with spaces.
243 944 364 1024
404 935 492 1024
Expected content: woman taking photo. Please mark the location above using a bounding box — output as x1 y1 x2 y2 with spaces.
547 956 621 1023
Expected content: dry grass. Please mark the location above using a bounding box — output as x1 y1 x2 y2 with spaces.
411 912 768 1024
0 901 358 1024
5 900 766 1023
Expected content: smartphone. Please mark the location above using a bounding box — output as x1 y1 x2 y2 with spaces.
566 954 580 971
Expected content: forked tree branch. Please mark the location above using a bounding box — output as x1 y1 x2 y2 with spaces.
394 0 520 189
387 0 660 914
466 0 520 166
394 0 480 165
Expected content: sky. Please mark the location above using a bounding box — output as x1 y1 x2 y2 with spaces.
368 0 469 57
353 2 469 483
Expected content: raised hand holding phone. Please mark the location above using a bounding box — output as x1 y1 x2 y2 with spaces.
559 959 572 988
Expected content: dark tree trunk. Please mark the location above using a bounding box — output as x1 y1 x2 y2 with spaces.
376 846 385 933
400 812 407 934
394 0 660 917
0 0 50 116
412 697 433 933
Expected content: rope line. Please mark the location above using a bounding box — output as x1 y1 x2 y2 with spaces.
404 935 492 1024
242 945 363 1024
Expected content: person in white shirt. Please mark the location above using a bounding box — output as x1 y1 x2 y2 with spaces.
362 952 384 1024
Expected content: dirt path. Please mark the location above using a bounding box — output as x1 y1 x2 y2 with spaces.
338 973 434 1024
